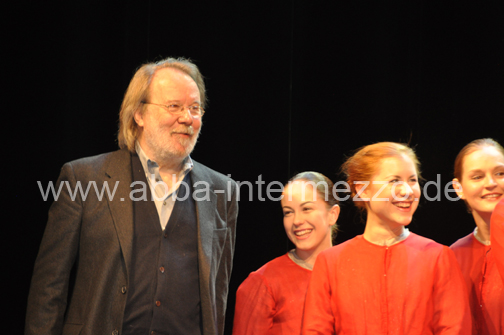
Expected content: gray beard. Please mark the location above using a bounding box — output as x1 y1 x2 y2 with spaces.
147 130 200 165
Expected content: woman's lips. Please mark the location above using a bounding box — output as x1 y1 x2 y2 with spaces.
294 229 313 238
392 201 412 211
481 193 502 200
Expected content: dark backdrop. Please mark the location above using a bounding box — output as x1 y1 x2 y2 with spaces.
5 1 503 333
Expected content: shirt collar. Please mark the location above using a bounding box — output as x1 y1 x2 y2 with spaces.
135 141 194 176
473 227 491 246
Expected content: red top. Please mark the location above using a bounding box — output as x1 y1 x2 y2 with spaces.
302 233 471 335
232 253 312 335
451 233 504 335
491 198 504 279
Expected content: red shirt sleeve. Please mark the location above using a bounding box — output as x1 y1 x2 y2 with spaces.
302 252 335 335
232 272 275 335
431 246 472 334
491 198 504 279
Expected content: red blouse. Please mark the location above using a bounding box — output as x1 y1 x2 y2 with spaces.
232 253 312 335
302 233 471 335
451 233 504 335
491 198 504 279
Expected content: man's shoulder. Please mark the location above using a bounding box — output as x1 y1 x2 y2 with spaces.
192 160 236 186
61 149 131 181
66 149 130 169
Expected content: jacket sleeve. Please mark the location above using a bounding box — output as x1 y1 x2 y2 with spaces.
232 272 275 335
491 198 504 279
430 246 472 335
302 252 335 335
25 163 83 335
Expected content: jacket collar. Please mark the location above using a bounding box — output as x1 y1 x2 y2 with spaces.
104 149 135 277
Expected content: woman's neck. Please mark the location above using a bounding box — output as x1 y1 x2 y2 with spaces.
472 210 491 243
294 236 332 267
363 219 407 246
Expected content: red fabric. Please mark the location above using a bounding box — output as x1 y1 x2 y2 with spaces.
491 198 504 279
232 253 312 335
451 233 504 335
302 233 471 335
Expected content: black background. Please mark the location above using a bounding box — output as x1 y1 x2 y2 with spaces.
5 1 504 333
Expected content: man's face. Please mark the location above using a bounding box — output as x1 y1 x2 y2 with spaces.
135 68 202 164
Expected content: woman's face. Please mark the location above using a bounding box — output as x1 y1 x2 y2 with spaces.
359 154 421 229
455 146 504 216
281 181 339 254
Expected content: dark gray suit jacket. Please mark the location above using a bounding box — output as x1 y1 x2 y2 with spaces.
26 149 238 335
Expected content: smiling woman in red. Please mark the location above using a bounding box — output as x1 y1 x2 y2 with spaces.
302 142 470 335
450 138 504 335
232 172 339 335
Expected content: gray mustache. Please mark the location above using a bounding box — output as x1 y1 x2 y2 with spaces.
171 126 194 135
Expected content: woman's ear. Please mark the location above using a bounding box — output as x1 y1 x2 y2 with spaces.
355 182 370 202
328 204 340 226
452 178 465 200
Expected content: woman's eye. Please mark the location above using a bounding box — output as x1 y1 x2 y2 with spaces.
283 211 293 217
471 175 482 180
389 179 399 184
302 207 313 212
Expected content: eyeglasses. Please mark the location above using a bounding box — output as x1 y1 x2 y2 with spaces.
140 101 205 117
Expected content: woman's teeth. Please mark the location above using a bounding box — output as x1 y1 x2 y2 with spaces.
482 193 501 199
394 202 411 208
294 229 313 236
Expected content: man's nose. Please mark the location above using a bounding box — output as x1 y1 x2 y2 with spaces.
177 108 194 124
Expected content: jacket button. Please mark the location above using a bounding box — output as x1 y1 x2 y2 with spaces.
121 286 127 294
155 300 161 307
112 330 119 335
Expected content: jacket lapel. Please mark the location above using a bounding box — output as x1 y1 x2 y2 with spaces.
104 149 135 278
192 162 217 335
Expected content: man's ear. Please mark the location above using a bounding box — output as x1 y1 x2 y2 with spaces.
134 109 144 127
452 178 465 199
